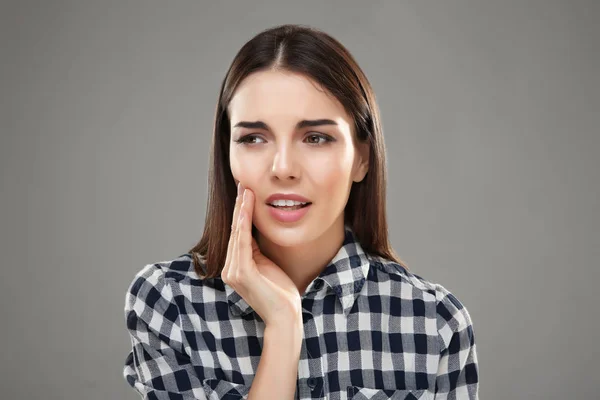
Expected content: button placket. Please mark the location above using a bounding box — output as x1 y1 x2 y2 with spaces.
305 376 323 397
299 306 326 399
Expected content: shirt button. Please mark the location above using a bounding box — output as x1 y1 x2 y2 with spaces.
307 377 317 389
313 279 323 290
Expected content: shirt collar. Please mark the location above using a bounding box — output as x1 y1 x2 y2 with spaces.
225 224 371 318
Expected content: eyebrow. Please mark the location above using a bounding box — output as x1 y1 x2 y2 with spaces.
232 118 338 130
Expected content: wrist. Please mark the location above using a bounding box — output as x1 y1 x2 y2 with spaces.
265 311 304 340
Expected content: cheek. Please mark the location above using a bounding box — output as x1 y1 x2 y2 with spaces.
229 150 257 186
310 157 352 195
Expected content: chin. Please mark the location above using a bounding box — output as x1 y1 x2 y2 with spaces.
255 222 311 247
253 212 319 247
253 202 340 247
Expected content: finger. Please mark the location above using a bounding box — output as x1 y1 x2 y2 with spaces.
231 182 244 233
224 182 244 279
238 189 254 276
230 185 248 281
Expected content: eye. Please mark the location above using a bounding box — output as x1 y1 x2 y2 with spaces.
233 134 265 145
305 133 335 145
233 132 335 146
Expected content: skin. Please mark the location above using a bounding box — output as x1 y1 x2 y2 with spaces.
227 69 369 296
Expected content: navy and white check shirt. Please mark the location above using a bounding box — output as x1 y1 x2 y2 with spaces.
123 225 479 399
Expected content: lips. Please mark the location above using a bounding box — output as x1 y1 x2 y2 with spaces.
267 202 312 223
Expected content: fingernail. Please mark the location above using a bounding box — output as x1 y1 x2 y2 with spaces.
243 188 248 201
237 182 243 196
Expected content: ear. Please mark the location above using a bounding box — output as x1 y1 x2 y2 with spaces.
352 140 370 183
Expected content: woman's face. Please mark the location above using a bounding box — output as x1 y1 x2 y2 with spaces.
228 69 368 247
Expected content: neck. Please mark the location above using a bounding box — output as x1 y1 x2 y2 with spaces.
256 217 346 296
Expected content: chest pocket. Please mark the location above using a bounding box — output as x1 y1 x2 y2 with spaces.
347 386 434 400
203 378 250 399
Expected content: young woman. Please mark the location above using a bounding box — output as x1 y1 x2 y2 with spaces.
123 24 479 400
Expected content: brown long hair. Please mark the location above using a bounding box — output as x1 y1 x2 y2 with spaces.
188 24 408 279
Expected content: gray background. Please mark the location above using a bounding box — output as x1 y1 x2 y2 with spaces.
1 1 598 399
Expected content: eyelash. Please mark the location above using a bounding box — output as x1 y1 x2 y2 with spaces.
234 132 335 146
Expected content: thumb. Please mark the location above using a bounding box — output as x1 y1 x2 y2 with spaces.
251 237 269 263
251 237 259 252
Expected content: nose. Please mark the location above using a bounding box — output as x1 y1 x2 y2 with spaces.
271 141 300 181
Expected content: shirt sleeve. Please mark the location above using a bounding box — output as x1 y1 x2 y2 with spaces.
122 263 209 400
434 286 480 399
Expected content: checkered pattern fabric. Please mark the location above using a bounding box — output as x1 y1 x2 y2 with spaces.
123 225 479 399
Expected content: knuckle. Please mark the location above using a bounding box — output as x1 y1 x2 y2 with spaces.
225 272 237 286
234 268 245 282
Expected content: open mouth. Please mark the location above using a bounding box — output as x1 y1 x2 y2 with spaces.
268 202 312 211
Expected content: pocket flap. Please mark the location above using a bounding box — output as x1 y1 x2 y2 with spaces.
347 385 433 400
202 378 251 399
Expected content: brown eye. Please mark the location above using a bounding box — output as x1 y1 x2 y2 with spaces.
305 133 334 145
234 134 265 145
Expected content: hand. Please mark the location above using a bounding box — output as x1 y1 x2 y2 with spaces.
221 183 302 326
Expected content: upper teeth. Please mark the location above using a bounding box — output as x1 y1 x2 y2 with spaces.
270 200 308 206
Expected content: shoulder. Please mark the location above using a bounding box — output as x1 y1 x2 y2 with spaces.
124 253 222 313
368 255 439 301
128 252 206 284
369 255 476 346
124 254 205 309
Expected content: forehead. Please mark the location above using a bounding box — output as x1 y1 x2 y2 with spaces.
228 70 351 126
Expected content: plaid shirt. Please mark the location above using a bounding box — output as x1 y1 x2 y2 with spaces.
123 225 479 399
